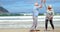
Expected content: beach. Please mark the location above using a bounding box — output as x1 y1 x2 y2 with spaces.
0 27 60 32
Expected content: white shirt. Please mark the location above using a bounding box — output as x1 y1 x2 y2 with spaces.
46 9 54 20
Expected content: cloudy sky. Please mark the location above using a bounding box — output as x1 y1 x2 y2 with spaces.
0 0 60 13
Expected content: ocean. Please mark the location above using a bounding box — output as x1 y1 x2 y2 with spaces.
0 16 60 28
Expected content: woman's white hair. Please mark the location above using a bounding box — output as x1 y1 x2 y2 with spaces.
48 5 52 8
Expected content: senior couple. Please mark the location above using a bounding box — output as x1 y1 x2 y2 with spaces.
30 0 54 31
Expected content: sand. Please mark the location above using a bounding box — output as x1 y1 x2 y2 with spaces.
0 27 60 32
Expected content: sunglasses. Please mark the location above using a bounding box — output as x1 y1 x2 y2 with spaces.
48 8 52 9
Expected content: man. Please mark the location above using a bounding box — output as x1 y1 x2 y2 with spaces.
45 5 54 31
30 0 46 31
31 2 42 30
30 0 46 30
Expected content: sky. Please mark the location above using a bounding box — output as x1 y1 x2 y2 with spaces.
0 0 60 14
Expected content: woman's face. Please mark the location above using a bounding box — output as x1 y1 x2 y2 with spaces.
48 6 52 11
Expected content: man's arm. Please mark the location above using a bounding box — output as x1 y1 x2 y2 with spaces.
43 0 46 3
43 0 47 9
39 0 46 8
39 4 42 8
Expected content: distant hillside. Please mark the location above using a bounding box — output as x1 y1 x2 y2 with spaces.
0 6 9 13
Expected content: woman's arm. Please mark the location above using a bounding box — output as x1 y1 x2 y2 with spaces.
39 0 47 8
43 0 47 9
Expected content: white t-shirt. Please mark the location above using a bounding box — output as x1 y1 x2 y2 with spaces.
46 9 54 20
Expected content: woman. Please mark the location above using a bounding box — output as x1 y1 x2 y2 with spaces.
45 5 54 31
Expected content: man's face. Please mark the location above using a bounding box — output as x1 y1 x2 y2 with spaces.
35 3 39 6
